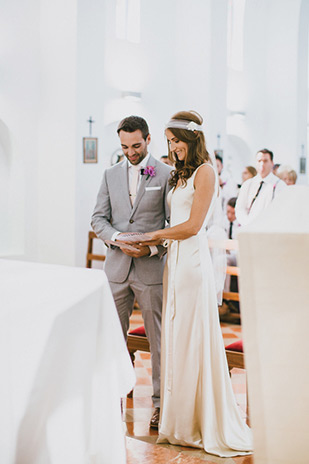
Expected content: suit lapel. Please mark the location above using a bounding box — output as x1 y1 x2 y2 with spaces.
131 155 157 215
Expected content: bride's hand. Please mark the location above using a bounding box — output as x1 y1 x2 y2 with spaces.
140 231 163 246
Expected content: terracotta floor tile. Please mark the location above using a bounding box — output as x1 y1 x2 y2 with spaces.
135 376 152 386
125 422 158 437
126 396 154 409
126 437 253 463
222 332 238 338
133 360 144 367
139 352 151 360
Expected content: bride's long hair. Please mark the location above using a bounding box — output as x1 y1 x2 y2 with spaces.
167 110 211 188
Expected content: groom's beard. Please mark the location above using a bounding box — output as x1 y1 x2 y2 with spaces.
126 148 148 166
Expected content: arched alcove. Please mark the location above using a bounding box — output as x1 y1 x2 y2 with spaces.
226 134 251 185
0 120 12 255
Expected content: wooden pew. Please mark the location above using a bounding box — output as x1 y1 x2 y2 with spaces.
86 231 106 268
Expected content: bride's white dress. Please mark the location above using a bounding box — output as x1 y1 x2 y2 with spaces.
157 163 252 457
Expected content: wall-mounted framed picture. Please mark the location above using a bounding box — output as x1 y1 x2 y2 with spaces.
83 137 98 163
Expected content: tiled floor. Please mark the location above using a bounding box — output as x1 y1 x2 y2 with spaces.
123 310 253 464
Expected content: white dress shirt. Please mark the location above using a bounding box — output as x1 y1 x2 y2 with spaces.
224 217 241 240
235 172 287 226
112 154 158 256
128 153 151 199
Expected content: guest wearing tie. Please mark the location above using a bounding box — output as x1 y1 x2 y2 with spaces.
91 116 172 428
235 148 286 226
225 197 240 241
223 197 240 303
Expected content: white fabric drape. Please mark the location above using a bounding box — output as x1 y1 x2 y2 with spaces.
0 260 135 464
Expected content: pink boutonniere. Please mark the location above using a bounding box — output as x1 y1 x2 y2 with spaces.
141 165 156 180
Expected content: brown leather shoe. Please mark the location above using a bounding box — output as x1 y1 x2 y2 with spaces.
149 407 160 429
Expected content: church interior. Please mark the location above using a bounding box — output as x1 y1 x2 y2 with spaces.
1 0 309 463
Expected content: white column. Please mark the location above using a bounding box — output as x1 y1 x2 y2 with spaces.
238 186 309 464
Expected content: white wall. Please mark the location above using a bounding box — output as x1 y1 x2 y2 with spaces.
75 0 108 267
75 0 215 266
228 0 308 182
0 0 78 265
1 0 308 266
37 0 77 265
0 0 40 259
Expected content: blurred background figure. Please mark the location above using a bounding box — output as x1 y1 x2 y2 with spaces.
215 154 238 212
225 197 240 240
277 165 297 185
236 148 286 226
242 166 257 183
273 163 281 175
160 155 174 166
221 197 240 318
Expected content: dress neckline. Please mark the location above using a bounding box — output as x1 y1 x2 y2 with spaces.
173 163 213 192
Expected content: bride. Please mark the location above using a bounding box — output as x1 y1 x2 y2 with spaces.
142 111 252 457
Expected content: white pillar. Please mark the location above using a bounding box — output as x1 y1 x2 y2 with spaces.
238 186 309 464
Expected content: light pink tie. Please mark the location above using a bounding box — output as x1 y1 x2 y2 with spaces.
130 166 140 206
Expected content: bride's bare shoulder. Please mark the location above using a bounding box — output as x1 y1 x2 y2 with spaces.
194 163 215 186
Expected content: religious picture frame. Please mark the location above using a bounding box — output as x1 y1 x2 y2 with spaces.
83 137 98 163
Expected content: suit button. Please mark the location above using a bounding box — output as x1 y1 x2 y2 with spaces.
129 219 134 224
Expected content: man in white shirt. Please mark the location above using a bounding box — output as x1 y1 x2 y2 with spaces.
223 197 240 293
235 149 286 226
224 197 241 241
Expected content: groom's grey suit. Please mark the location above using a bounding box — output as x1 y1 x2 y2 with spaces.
91 155 172 407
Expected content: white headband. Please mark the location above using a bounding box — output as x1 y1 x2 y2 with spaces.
166 119 203 132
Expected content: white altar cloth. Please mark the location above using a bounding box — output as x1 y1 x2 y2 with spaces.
0 259 135 464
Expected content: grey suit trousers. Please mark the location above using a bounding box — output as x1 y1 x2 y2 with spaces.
109 261 162 408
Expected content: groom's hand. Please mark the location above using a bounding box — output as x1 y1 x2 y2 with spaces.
120 244 150 258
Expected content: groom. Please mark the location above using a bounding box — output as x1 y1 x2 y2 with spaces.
91 116 172 428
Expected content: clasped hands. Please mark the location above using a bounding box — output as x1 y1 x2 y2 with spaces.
116 231 162 258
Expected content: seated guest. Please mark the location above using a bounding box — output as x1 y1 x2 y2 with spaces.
242 165 257 183
236 148 286 226
273 163 281 175
225 197 240 241
223 198 240 312
160 155 173 166
277 165 297 185
215 154 238 212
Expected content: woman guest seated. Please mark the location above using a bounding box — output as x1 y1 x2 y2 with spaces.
241 165 257 183
277 165 297 185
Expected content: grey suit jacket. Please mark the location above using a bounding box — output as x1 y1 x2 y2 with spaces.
91 155 172 285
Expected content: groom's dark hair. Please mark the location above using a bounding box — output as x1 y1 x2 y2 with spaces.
117 116 149 140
